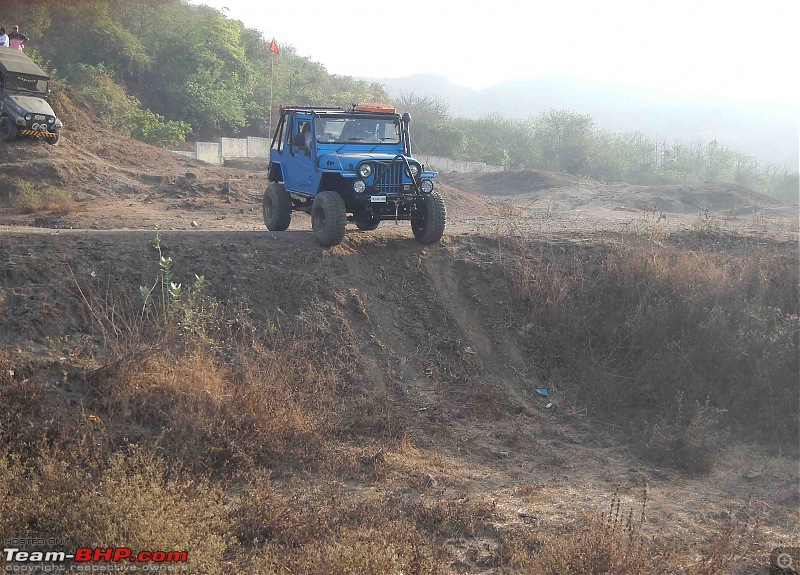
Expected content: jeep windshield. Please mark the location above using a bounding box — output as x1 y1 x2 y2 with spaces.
2 74 48 95
316 116 400 145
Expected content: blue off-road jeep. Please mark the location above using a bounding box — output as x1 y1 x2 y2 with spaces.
263 104 445 247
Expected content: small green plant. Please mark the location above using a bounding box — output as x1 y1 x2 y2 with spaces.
138 231 217 340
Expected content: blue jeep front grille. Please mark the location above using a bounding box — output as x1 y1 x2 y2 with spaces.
373 161 403 195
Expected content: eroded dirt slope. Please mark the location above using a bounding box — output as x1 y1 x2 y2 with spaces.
0 229 796 572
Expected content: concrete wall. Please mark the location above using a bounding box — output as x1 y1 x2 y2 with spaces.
416 155 503 174
195 142 222 165
247 137 271 158
176 140 504 174
220 138 248 160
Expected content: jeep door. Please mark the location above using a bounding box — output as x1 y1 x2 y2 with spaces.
282 113 316 195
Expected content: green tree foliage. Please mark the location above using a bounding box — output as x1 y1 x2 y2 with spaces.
394 92 468 158
71 64 191 148
0 0 391 144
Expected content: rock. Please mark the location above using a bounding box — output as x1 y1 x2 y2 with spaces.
191 220 199 228
425 474 437 487
185 172 197 180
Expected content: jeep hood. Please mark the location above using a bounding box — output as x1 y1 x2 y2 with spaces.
317 152 413 170
5 95 56 116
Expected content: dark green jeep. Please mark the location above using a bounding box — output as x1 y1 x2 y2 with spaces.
0 49 62 145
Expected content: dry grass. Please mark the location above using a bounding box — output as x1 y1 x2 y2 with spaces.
6 179 76 214
500 230 798 467
0 449 228 574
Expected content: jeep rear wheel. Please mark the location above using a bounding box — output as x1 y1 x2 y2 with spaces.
312 191 347 247
411 191 446 244
263 183 292 231
0 116 17 142
355 212 381 231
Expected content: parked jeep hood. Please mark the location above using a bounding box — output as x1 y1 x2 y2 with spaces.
5 95 56 116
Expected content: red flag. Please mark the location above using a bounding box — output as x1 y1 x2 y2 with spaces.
269 38 279 55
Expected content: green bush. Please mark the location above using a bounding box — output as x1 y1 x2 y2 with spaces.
71 64 191 147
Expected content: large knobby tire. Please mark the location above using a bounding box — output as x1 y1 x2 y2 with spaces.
0 116 17 142
355 212 381 231
312 191 347 247
411 191 447 245
263 182 292 231
45 128 61 146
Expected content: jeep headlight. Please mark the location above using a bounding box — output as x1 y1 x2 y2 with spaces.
353 180 366 194
420 179 434 194
358 163 372 178
25 114 31 121
406 163 420 178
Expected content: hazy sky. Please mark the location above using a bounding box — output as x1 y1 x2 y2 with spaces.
192 0 798 105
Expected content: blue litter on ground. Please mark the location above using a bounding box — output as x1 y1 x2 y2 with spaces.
535 388 549 397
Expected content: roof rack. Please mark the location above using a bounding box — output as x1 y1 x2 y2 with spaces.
354 103 396 113
278 105 344 113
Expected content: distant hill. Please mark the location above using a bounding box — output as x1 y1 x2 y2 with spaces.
370 74 799 171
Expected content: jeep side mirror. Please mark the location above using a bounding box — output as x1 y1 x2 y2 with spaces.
402 112 412 124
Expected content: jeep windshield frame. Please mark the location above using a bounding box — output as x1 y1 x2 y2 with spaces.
315 114 401 146
2 73 49 95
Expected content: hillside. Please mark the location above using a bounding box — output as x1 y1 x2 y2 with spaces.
1 86 798 574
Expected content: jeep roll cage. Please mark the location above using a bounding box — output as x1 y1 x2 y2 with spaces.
271 106 412 156
0 50 50 95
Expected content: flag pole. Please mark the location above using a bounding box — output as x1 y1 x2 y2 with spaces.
269 46 274 132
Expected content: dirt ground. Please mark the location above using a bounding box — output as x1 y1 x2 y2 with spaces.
0 91 798 573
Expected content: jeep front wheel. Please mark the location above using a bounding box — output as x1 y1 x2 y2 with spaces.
263 183 292 231
0 116 17 142
312 191 347 247
45 128 61 146
411 191 446 245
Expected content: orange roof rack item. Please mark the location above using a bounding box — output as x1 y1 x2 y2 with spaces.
354 103 396 113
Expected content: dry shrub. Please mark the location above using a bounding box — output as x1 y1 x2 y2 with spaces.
504 232 799 450
0 449 228 574
645 402 723 474
7 179 75 214
87 337 342 472
495 489 761 575
231 474 495 574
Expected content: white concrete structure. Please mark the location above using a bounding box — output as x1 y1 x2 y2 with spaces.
175 138 503 174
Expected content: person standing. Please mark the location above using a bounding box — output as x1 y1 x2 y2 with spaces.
8 25 29 50
0 28 9 48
